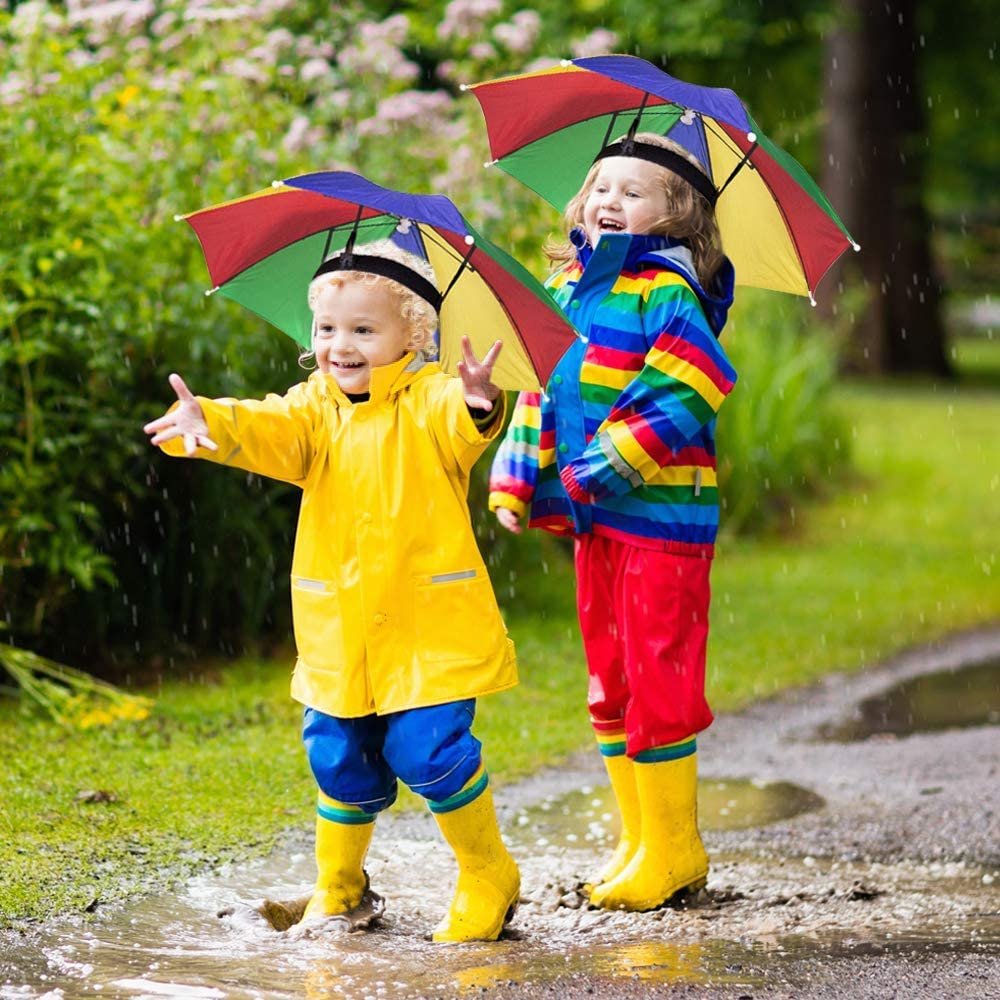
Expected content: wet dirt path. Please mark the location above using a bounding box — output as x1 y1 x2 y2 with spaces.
2 627 998 999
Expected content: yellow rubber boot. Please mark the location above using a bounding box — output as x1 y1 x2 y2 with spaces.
301 792 375 922
589 752 708 911
588 753 641 890
431 784 521 942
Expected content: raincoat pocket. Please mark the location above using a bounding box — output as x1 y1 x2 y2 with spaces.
290 576 346 671
413 568 507 664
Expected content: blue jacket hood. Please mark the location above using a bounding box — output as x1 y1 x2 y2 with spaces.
570 228 735 337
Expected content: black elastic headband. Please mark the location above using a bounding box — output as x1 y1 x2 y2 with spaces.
312 253 442 312
594 139 719 207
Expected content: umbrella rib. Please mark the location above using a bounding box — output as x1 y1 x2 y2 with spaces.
419 228 477 273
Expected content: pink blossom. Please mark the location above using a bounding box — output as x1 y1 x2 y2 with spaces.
469 42 496 61
300 58 330 84
390 59 420 83
571 29 619 59
150 11 176 37
438 0 502 41
358 89 453 136
357 13 409 47
68 0 155 34
282 114 326 154
493 10 540 54
184 6 258 23
0 73 25 106
222 58 270 84
266 28 295 51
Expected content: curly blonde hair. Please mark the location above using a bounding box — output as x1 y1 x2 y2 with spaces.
545 132 725 289
303 239 439 366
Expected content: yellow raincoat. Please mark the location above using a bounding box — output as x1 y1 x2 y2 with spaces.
161 353 516 717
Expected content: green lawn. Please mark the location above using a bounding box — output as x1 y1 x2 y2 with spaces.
2 371 998 927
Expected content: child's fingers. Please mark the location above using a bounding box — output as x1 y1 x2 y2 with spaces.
169 372 195 401
496 508 522 534
196 434 218 452
482 339 503 370
149 426 181 446
183 432 197 456
464 394 492 411
143 413 174 434
460 335 476 367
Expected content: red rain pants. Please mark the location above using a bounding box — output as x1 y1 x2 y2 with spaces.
574 534 714 756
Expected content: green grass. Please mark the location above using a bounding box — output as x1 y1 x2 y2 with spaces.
2 374 998 927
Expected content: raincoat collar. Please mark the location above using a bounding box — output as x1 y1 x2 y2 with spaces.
311 351 430 405
568 227 735 337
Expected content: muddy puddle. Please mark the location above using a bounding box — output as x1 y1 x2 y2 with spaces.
511 778 826 849
817 658 1000 741
4 777 997 1000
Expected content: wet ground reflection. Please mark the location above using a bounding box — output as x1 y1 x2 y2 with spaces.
509 778 826 853
4 793 997 999
817 658 1000 741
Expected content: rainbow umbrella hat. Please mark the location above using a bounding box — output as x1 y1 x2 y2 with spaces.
177 171 576 390
466 54 859 302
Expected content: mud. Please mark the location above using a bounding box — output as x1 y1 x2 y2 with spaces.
2 626 998 999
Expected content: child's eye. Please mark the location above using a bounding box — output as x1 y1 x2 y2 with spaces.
356 326 373 336
316 325 334 337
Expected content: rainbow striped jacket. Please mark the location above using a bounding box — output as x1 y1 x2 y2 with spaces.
488 230 736 556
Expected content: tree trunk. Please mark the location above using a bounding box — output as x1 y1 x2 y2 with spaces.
820 0 951 376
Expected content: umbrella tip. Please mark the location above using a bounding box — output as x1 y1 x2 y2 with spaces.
464 235 475 246
206 287 219 297
271 180 282 187
173 214 184 222
851 241 861 252
747 131 757 143
560 58 572 67
484 159 498 168
459 83 469 91
808 293 817 307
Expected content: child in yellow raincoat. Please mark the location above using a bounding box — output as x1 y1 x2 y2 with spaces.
144 240 520 942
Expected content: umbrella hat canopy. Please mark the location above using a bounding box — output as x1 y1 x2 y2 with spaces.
179 171 576 390
468 55 858 301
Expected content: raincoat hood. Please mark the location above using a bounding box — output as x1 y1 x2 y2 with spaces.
569 228 735 337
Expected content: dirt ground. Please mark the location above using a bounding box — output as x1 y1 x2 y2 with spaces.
3 626 998 999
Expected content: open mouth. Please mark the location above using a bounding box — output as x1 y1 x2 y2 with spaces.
333 361 366 370
598 218 625 232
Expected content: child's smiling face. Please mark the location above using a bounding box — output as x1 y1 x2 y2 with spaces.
582 157 670 248
313 280 413 394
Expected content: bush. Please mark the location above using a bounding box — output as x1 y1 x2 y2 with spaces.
716 290 849 534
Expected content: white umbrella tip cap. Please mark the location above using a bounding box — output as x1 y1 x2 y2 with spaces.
852 241 861 252
747 131 757 143
560 59 572 67
173 214 184 222
271 180 282 188
459 83 469 91
464 235 475 246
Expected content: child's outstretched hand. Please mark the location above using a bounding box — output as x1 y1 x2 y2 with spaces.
457 336 502 411
143 373 218 456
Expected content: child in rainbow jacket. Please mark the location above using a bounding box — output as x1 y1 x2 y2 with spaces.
489 133 737 911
